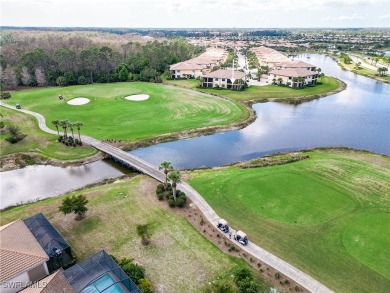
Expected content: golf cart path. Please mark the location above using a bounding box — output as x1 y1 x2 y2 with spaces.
1 101 334 293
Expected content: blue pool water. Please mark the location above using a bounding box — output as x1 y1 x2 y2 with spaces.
82 274 124 293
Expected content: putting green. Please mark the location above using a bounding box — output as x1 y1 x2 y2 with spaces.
6 82 246 141
343 212 390 279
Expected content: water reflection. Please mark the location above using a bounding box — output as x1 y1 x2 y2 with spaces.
130 54 390 169
0 160 123 209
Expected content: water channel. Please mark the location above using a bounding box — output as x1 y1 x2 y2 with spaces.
1 54 389 208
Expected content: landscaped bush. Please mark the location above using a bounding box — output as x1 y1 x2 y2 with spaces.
157 193 164 200
0 92 11 99
118 258 145 285
5 125 26 144
138 278 153 293
168 198 175 207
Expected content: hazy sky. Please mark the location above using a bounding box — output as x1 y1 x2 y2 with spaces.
1 0 389 28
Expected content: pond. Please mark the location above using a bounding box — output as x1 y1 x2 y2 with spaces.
130 54 390 169
0 160 124 209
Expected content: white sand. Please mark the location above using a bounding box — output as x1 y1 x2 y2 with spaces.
125 94 150 101
67 97 90 105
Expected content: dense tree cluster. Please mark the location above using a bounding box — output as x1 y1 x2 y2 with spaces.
0 34 202 89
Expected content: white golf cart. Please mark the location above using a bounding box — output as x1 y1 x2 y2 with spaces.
234 230 248 245
217 219 229 233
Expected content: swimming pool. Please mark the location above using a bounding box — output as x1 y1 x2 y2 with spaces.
82 274 124 293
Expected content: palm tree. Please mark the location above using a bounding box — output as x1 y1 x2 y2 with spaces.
52 120 60 135
75 122 84 142
69 122 75 139
168 171 181 203
159 161 173 190
60 120 69 138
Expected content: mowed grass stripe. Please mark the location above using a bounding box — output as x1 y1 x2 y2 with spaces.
188 150 390 293
6 82 247 141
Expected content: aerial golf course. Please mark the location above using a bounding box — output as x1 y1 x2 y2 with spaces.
188 150 390 293
5 82 247 141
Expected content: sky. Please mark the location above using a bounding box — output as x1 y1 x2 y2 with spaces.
1 0 389 28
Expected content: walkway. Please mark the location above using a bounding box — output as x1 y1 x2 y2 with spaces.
1 101 334 293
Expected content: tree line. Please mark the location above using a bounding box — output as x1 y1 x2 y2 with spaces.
0 35 202 90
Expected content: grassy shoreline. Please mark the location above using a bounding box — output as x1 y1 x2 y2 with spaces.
188 149 390 293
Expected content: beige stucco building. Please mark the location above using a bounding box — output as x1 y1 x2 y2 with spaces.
201 69 246 90
268 68 318 87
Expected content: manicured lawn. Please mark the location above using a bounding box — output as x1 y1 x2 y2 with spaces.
0 176 265 293
337 58 390 82
188 150 390 293
198 76 341 102
0 107 97 160
163 78 199 88
5 82 246 141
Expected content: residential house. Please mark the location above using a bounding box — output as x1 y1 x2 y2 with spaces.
20 270 74 293
0 220 50 293
268 68 318 87
276 60 316 71
170 47 228 79
201 69 246 90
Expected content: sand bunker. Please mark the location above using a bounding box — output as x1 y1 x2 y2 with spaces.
67 97 90 105
125 94 150 101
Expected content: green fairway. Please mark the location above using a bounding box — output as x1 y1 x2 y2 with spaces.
188 150 390 292
199 76 341 101
0 107 97 161
0 176 266 293
5 82 246 141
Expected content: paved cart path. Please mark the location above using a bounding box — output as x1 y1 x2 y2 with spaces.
1 102 334 293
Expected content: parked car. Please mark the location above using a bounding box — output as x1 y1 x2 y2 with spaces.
234 230 248 245
217 219 229 233
16 104 21 109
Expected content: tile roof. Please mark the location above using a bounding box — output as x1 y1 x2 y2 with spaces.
170 61 204 70
269 68 317 78
279 60 316 68
20 271 74 293
0 220 49 282
203 69 246 79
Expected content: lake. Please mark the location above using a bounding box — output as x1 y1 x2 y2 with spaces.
130 54 390 169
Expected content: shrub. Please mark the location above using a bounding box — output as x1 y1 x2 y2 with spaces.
138 278 153 293
295 285 300 291
56 76 68 86
233 267 253 284
157 193 164 201
5 125 26 144
1 92 11 99
176 195 186 207
78 76 88 85
238 277 260 293
275 272 280 279
168 198 175 207
156 184 164 194
119 258 145 284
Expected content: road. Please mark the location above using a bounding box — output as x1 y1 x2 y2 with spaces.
1 101 334 293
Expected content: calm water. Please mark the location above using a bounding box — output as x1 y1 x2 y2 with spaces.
0 160 123 209
130 54 390 169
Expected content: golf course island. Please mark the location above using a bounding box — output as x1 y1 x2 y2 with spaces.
188 149 390 293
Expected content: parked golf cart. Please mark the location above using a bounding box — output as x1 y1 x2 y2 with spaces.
234 230 248 245
16 104 21 109
217 219 229 233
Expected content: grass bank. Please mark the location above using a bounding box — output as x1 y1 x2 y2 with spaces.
0 175 268 293
336 57 390 83
5 82 246 141
0 107 98 170
188 149 390 293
